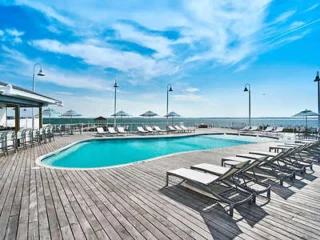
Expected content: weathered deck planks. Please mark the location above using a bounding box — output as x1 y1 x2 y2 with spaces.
0 131 319 239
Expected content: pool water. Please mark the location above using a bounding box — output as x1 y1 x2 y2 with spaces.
41 135 256 169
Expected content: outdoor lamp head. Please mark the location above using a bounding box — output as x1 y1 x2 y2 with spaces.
37 68 45 77
113 82 119 88
314 71 320 82
244 87 248 92
168 86 173 92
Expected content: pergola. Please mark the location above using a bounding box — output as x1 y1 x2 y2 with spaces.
0 82 62 133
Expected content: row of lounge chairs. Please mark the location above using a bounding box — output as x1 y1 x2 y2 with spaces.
137 125 194 134
96 127 128 136
0 127 55 155
240 126 284 135
165 139 317 217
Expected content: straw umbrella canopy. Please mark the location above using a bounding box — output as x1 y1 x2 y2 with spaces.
94 116 107 121
292 109 319 130
111 110 130 124
140 110 159 124
164 111 181 125
41 108 61 124
61 109 82 123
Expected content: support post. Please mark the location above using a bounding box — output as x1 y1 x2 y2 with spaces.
39 106 42 129
14 105 20 133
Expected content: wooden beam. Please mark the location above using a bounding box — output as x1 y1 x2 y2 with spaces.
39 106 42 129
14 105 20 133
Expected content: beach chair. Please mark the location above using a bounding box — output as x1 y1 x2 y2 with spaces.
273 127 284 133
167 125 178 133
165 160 253 217
96 127 108 136
24 129 32 148
240 126 250 132
180 125 194 133
153 126 167 134
137 126 148 134
250 126 260 132
145 126 155 134
262 126 274 134
108 127 118 135
31 129 39 146
191 159 271 203
174 125 185 133
0 133 6 155
222 151 295 186
117 126 128 135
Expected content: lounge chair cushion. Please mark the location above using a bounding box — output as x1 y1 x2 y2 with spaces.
168 168 219 185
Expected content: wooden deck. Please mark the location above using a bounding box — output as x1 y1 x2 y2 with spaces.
1 131 320 240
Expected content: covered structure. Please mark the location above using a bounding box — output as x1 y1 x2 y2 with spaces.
0 82 62 132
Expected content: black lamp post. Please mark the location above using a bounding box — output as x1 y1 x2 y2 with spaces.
113 79 119 127
244 83 251 128
166 84 173 126
314 71 320 135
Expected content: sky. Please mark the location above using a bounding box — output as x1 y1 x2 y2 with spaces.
0 0 320 118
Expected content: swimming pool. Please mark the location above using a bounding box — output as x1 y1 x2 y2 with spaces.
39 134 267 169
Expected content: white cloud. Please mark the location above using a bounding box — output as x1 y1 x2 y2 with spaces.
290 21 305 29
30 39 179 79
16 0 74 26
0 30 3 36
305 3 319 12
0 28 24 44
274 10 296 23
184 87 199 93
113 23 174 59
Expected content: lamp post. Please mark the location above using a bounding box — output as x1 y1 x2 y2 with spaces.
113 79 119 127
243 83 251 128
166 83 173 126
32 63 45 129
314 71 320 135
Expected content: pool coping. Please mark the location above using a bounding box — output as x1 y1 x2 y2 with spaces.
35 132 279 170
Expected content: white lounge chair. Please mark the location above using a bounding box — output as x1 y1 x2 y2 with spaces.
153 126 167 133
97 127 108 136
262 126 274 133
174 125 184 133
250 126 260 131
137 126 148 134
274 127 284 133
165 160 253 217
180 125 194 133
108 127 118 135
117 127 128 135
145 126 155 133
168 126 178 132
240 126 250 132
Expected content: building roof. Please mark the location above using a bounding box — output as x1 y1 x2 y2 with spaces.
0 81 62 107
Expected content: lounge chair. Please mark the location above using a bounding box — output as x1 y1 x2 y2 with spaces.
262 126 273 134
174 125 185 133
137 126 148 134
250 126 260 132
165 160 253 217
180 125 194 133
191 160 271 203
96 127 108 136
167 125 178 133
222 150 296 186
239 126 250 132
145 126 155 134
117 127 128 135
273 127 284 133
108 127 118 135
153 126 167 133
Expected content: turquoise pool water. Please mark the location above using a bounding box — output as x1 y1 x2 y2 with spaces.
41 135 255 169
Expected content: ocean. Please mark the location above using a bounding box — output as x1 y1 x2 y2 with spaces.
43 117 318 130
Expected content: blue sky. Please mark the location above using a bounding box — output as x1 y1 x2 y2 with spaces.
0 0 320 117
